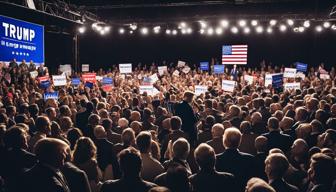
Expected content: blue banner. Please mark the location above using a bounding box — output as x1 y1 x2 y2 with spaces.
213 65 224 74
71 78 81 86
296 62 307 72
0 15 44 64
102 77 113 85
39 80 50 89
272 74 283 88
200 62 209 71
44 91 58 101
84 81 94 89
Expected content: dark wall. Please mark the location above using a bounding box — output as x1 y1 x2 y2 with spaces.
78 30 336 71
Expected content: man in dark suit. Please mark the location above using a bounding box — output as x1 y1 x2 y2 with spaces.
265 153 299 192
262 117 293 153
175 91 198 146
100 147 157 192
190 143 238 192
215 127 256 192
75 100 94 133
1 127 37 192
206 123 225 154
22 138 71 192
61 161 91 192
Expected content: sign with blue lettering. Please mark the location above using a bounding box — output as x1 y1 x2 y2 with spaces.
200 62 209 71
44 92 59 101
84 81 94 89
39 80 50 89
213 65 224 74
0 15 44 64
272 74 283 88
71 78 81 86
102 77 113 85
296 62 307 72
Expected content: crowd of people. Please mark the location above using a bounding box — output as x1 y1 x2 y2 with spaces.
0 58 335 192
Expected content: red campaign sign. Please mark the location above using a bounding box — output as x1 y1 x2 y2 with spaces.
101 84 113 92
38 76 49 82
82 73 96 83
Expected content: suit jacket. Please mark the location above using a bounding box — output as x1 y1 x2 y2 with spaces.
61 162 91 192
100 177 157 192
270 178 299 192
175 101 198 144
95 138 121 178
22 163 71 192
239 133 258 155
206 137 225 154
262 131 293 153
215 149 256 192
189 169 238 192
75 110 92 132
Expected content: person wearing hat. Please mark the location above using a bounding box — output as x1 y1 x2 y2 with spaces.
175 91 198 146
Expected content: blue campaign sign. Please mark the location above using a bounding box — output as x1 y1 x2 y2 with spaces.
71 78 81 86
200 62 209 71
0 15 44 64
39 80 50 89
213 65 225 74
44 91 59 101
296 62 308 72
84 81 94 89
102 77 113 85
272 74 283 88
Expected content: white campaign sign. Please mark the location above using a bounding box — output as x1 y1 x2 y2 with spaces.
284 82 301 90
52 75 67 86
284 68 297 78
265 74 273 87
96 76 103 81
149 74 159 83
320 74 330 80
296 72 306 79
158 66 168 76
222 80 236 92
195 85 208 95
30 71 38 79
244 75 254 85
182 66 191 74
82 64 89 72
177 61 186 68
139 85 154 95
119 63 132 74
173 70 180 76
59 64 72 76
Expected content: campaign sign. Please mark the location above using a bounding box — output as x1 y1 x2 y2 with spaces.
39 80 50 89
284 68 297 78
149 74 159 83
284 82 301 90
177 61 186 68
82 64 89 72
296 62 308 72
119 63 132 74
52 75 66 86
214 65 225 74
244 75 254 85
82 73 96 83
158 66 168 76
59 64 72 76
222 80 235 92
84 81 94 89
29 71 38 79
272 74 283 88
102 77 113 85
0 15 44 64
96 76 103 82
265 74 273 87
44 92 58 101
182 66 191 74
195 85 208 95
200 62 209 71
140 85 154 95
38 75 49 82
102 84 113 92
71 78 80 86
320 74 330 80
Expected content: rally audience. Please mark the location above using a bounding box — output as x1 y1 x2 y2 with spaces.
0 60 335 192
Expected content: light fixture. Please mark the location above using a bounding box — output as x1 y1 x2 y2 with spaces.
256 26 263 33
129 30 134 34
78 26 86 33
119 28 125 34
270 20 277 26
244 27 250 34
180 22 187 28
280 25 287 32
181 29 186 34
200 29 205 34
207 28 214 35
215 27 223 35
323 22 331 28
293 27 299 32
172 30 177 35
186 28 192 34
166 29 171 34
303 20 310 28
220 20 229 28
153 26 161 34
231 27 238 34
332 25 336 30
315 25 323 32
267 27 273 33
251 20 258 26
298 27 305 32
238 20 247 27
200 21 207 28
287 19 294 26
100 30 106 35
104 26 111 32
130 24 137 30
141 27 148 35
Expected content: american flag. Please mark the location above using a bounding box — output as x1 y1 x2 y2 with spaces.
222 45 248 65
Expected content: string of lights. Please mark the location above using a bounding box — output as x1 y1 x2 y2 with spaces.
77 19 336 36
